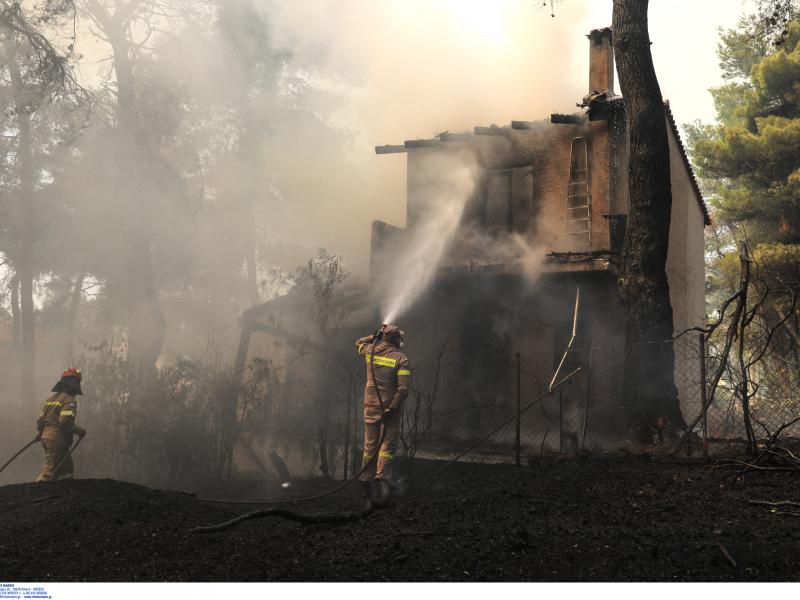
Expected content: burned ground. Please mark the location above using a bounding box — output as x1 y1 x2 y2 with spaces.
1 456 798 582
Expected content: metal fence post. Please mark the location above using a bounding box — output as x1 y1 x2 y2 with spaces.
515 352 521 467
343 390 351 480
700 332 709 463
559 389 564 455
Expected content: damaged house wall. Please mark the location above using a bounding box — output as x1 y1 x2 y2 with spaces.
231 26 708 470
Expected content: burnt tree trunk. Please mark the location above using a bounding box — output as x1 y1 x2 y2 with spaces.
7 36 37 414
100 9 166 372
245 197 259 306
735 243 756 454
64 272 85 363
18 111 36 409
11 275 21 355
612 0 685 438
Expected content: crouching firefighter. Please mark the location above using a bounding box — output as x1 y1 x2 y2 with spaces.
35 368 86 482
355 324 411 506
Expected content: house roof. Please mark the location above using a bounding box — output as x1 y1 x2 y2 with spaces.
375 100 711 227
664 101 712 226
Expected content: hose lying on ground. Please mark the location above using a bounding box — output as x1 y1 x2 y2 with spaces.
190 503 374 534
192 330 583 533
204 333 394 507
200 426 388 506
192 333 390 531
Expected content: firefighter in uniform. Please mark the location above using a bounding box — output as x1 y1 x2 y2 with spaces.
35 368 86 482
355 325 411 505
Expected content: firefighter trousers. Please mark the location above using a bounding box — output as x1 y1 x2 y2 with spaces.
35 438 73 482
360 404 399 482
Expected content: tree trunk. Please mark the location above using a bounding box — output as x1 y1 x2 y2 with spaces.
105 25 166 372
17 109 36 413
124 238 166 371
735 243 756 454
612 0 685 438
11 275 21 354
65 272 86 363
5 31 37 411
246 198 259 306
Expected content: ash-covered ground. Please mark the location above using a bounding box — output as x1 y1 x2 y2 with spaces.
1 456 799 582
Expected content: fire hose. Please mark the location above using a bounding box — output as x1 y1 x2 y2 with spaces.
0 437 39 478
0 433 86 481
199 325 391 509
191 328 392 532
192 306 587 533
197 289 583 515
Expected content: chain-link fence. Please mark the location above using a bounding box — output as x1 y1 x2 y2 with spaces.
6 330 796 489
8 332 796 488
228 334 800 481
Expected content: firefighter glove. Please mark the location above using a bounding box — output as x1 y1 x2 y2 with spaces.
74 426 87 438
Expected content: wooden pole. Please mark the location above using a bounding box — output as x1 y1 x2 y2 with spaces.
700 333 709 463
515 352 521 467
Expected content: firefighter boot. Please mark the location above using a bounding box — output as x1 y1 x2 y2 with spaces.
372 478 392 508
359 480 373 508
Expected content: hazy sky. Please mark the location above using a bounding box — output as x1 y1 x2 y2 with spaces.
262 0 753 274
68 0 755 276
589 0 750 127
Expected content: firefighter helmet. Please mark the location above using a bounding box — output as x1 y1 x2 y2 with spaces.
382 325 405 345
382 325 405 337
62 368 81 381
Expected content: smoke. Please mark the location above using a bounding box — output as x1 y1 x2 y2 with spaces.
0 0 593 482
265 0 590 274
381 150 479 324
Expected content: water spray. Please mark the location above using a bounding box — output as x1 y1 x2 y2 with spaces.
380 155 478 325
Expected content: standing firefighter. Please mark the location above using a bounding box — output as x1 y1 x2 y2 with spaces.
35 368 86 482
355 324 411 505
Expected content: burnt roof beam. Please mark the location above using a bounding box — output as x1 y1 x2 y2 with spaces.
474 126 511 137
375 144 407 155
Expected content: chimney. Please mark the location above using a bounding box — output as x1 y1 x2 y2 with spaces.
588 28 614 95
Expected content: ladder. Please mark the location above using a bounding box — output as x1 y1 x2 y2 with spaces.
564 137 591 249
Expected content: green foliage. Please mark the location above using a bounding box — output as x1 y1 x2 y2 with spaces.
691 11 800 432
690 20 800 245
717 17 772 81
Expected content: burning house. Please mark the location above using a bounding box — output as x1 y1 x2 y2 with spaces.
232 27 708 475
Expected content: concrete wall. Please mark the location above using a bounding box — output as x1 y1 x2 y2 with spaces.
666 124 706 334
665 121 707 420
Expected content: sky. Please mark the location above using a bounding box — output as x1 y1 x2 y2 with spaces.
588 0 751 127
262 0 755 274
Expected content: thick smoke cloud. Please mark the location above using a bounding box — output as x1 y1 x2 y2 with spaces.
0 0 591 482
262 0 590 274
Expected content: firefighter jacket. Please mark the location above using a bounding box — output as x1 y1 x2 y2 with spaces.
36 392 81 443
356 335 411 410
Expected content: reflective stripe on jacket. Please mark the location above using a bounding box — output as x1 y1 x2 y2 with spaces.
36 392 79 442
356 335 411 409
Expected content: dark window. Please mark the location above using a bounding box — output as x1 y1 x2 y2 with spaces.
482 166 534 235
